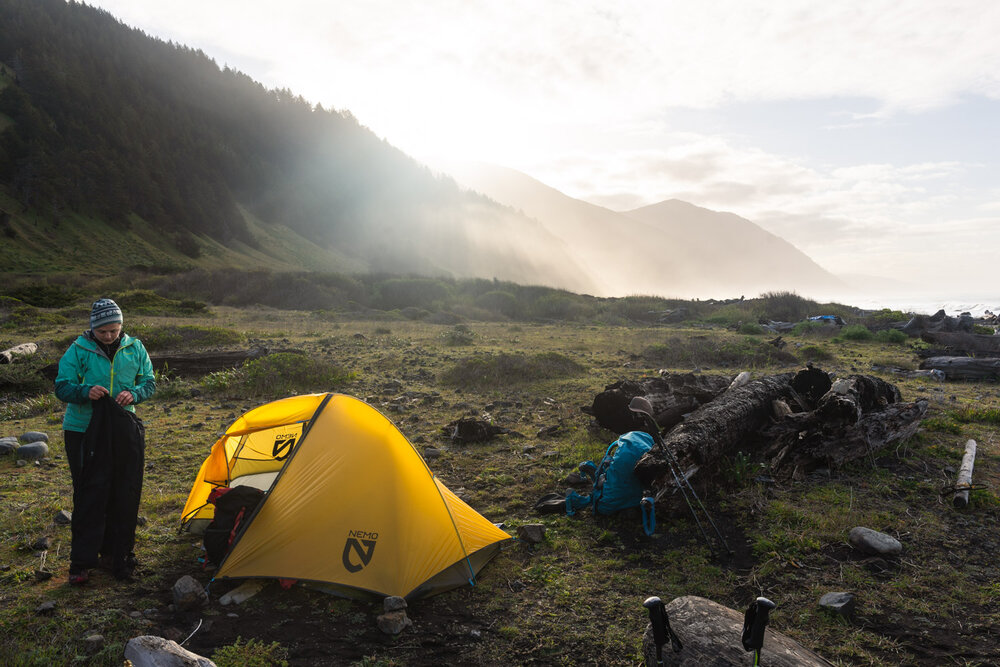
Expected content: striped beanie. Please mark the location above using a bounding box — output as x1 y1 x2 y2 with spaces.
90 298 123 330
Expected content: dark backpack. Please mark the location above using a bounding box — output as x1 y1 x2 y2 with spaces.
203 486 265 566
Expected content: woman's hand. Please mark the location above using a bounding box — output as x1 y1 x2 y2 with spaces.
115 390 135 406
88 385 109 400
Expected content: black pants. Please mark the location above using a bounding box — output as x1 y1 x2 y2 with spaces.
64 397 145 575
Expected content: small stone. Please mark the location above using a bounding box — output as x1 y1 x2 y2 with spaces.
819 592 856 618
542 450 558 458
31 536 51 551
35 600 57 615
849 527 903 556
16 459 27 467
34 570 53 582
19 431 49 444
423 447 442 460
136 516 147 527
377 610 412 635
517 524 546 544
172 575 209 611
521 445 537 454
83 634 104 651
383 596 407 613
54 510 72 525
562 471 585 485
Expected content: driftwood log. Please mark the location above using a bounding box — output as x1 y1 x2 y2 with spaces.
954 439 977 508
151 347 286 376
634 367 928 490
919 356 1000 381
918 331 1000 358
641 596 834 666
582 373 734 435
0 342 37 364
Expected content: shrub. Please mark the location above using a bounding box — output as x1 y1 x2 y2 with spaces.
375 278 452 310
641 335 797 369
2 283 81 307
129 324 243 351
115 289 208 316
973 324 995 335
874 329 908 345
921 417 962 434
738 322 766 335
212 637 289 667
839 324 873 341
758 291 815 322
441 352 585 389
475 290 521 318
797 345 833 361
791 320 838 337
200 354 355 397
441 324 475 346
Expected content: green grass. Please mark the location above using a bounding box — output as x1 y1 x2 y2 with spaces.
1 296 998 665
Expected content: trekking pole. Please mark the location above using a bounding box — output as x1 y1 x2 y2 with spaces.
643 596 682 666
629 396 732 555
741 596 776 666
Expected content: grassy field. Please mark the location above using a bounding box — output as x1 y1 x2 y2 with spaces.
1 303 998 666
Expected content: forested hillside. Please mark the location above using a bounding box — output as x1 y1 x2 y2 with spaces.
0 0 593 292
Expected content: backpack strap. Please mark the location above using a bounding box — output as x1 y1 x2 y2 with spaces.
565 489 592 516
641 496 656 536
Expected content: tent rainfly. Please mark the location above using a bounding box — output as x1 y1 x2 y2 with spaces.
180 393 511 600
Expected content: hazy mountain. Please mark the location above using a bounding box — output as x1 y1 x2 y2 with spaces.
435 161 844 299
0 0 595 293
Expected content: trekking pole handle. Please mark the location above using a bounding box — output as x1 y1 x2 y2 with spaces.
742 596 776 653
644 596 667 665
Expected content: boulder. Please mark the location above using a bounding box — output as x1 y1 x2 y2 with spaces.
20 431 49 444
848 527 902 556
172 575 208 611
16 442 48 460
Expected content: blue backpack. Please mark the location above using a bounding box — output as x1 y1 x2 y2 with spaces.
566 431 656 535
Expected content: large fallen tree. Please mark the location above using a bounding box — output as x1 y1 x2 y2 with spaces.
632 366 928 491
918 331 1000 358
919 356 1000 381
581 372 735 435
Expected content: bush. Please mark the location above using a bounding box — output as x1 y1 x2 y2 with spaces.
2 283 81 307
212 637 289 667
375 278 452 310
641 335 797 369
129 324 243 351
441 324 475 346
441 352 584 389
234 352 354 397
115 289 208 316
738 322 766 335
797 345 833 361
839 324 873 341
874 329 908 345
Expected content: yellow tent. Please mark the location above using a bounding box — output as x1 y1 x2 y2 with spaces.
180 393 511 600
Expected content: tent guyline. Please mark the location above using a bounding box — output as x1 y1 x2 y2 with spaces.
180 393 511 600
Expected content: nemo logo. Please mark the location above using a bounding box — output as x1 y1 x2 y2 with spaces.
342 537 377 573
271 435 296 460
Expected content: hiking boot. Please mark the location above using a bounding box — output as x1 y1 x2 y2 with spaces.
68 569 89 586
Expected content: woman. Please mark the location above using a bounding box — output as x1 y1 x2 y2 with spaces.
54 298 156 584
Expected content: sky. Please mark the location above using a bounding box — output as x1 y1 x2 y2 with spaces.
86 0 1000 310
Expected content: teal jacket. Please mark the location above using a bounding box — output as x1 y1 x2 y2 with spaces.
55 331 156 432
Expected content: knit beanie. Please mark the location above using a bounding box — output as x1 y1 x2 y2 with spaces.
90 298 123 330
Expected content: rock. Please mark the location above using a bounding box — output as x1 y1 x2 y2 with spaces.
423 447 442 460
31 536 51 550
377 610 412 635
34 570 53 582
0 437 17 455
819 592 856 618
172 575 208 611
35 600 56 615
16 459 28 467
562 471 586 485
124 635 217 667
20 431 48 444
54 510 72 525
219 580 266 606
383 596 407 613
517 524 546 544
16 442 49 460
83 634 104 651
849 527 902 556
